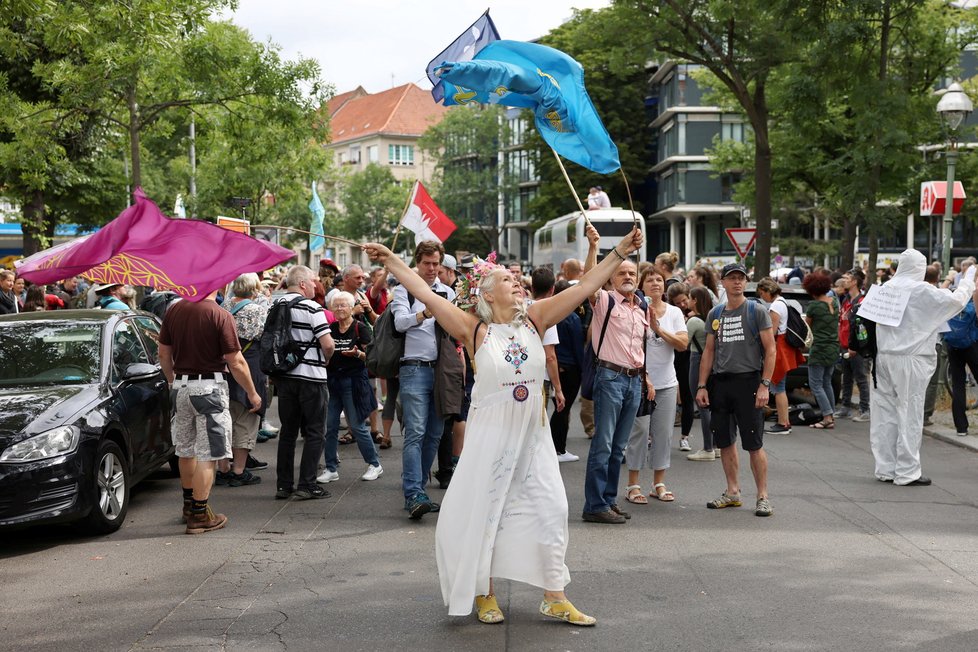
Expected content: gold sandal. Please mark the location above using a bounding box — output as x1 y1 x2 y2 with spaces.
475 594 504 624
539 599 596 626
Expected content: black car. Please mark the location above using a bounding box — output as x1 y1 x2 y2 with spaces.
0 310 174 534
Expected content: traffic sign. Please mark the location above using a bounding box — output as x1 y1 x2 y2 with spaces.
216 215 251 235
725 227 757 259
920 181 965 216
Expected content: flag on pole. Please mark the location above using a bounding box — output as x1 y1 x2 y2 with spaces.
309 181 326 254
400 182 457 244
426 10 500 104
434 40 620 174
15 189 295 301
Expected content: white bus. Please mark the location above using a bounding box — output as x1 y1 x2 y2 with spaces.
532 208 646 271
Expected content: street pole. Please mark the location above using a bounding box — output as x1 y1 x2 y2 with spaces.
189 116 197 218
942 146 957 274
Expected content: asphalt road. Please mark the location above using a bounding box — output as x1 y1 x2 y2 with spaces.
2 403 978 652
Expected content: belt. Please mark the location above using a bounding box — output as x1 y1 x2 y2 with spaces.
177 372 228 381
596 360 642 377
400 359 436 367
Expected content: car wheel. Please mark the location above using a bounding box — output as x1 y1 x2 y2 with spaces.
81 440 129 535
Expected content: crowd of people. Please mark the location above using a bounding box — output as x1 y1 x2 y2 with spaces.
4 232 977 627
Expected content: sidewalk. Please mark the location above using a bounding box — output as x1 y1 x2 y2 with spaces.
924 409 978 452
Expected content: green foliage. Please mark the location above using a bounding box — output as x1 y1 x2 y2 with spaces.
338 163 406 244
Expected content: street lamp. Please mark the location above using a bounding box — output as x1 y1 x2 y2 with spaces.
936 82 973 273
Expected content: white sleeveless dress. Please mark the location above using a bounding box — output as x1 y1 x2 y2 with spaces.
436 321 571 616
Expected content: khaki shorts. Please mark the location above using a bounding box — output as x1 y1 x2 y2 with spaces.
229 400 260 450
172 379 232 462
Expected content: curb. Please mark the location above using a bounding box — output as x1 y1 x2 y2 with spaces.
924 423 978 453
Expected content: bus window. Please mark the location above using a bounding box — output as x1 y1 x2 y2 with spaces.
567 218 578 243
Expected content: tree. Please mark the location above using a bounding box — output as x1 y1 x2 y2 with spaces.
338 164 406 244
418 104 511 250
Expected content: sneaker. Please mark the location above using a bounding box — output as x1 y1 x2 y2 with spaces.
755 497 773 517
834 407 851 418
687 449 717 461
706 492 742 509
294 486 329 500
715 449 722 458
256 430 277 442
556 451 580 463
227 470 262 487
581 509 626 524
408 493 433 520
958 431 969 437
260 421 279 435
214 471 232 486
245 454 268 470
851 411 870 423
185 506 227 534
765 423 792 435
317 469 339 483
275 487 293 500
679 437 691 452
361 464 384 481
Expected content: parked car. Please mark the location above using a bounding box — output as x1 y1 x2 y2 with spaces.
0 310 175 534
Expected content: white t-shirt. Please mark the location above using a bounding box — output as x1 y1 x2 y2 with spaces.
769 297 789 335
645 303 687 389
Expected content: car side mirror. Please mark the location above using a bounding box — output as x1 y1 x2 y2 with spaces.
122 362 160 380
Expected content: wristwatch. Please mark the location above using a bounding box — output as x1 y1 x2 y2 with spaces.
760 378 772 388
696 384 707 390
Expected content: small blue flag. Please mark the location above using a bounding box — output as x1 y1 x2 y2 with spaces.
308 181 325 254
435 40 620 174
426 11 500 104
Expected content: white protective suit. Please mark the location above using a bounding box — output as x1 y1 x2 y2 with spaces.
870 249 976 484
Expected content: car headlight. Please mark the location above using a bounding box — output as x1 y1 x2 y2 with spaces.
0 426 81 463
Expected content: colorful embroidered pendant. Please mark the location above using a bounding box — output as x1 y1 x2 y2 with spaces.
512 384 530 402
503 337 529 374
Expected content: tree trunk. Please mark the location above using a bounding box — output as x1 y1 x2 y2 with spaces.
841 216 856 270
21 190 47 257
751 82 772 281
867 224 879 282
127 86 141 189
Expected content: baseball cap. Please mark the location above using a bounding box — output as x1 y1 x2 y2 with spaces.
720 263 748 279
319 258 339 273
442 254 457 271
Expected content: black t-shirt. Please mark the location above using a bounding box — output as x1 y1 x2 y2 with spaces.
327 320 372 376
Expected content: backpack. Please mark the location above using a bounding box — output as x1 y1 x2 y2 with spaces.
139 291 180 319
259 296 312 376
944 299 978 350
365 292 414 378
788 403 822 426
849 303 877 360
781 298 813 350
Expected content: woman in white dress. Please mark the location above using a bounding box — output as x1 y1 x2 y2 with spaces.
364 225 643 627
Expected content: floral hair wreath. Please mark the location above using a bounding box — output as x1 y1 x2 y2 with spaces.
454 251 500 309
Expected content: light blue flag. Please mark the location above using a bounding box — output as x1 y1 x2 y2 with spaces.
308 181 325 254
426 11 500 104
435 40 621 174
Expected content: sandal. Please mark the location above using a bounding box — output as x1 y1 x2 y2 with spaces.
379 437 392 450
371 431 384 444
539 598 596 626
625 484 648 504
475 594 504 624
651 482 675 502
810 420 835 430
338 433 355 445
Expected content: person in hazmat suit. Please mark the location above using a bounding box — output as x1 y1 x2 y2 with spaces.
871 249 976 485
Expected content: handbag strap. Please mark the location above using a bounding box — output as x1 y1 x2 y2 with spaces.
595 294 615 357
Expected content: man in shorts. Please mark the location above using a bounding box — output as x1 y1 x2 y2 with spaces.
159 288 262 534
695 263 777 517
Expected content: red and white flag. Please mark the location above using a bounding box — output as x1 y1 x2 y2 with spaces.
400 181 457 244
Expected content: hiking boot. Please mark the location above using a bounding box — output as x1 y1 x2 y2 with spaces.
186 506 227 534
245 454 268 470
755 497 773 517
679 437 691 451
294 486 329 500
182 499 192 523
707 492 742 509
227 470 262 487
581 509 626 524
765 423 792 435
687 449 717 461
408 493 433 520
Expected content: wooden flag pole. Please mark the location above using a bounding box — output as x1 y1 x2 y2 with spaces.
391 182 417 253
550 148 593 229
250 225 363 248
619 168 639 229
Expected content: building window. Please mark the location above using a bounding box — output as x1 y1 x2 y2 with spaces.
720 173 741 202
388 144 414 166
349 145 361 165
367 145 378 163
721 122 745 143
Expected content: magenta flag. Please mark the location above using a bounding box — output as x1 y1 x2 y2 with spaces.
15 189 295 301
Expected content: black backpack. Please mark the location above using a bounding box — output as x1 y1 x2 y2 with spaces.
365 293 414 379
260 296 311 376
782 300 812 350
849 304 877 360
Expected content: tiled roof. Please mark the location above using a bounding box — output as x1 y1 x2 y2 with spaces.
329 83 450 145
326 86 367 117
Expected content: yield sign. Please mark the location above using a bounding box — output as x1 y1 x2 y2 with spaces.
725 227 757 259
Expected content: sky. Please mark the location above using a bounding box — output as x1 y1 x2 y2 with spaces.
226 0 610 95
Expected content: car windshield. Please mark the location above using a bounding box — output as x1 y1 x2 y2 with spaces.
0 322 101 386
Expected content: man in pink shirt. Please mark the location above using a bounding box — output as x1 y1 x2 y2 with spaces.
582 226 648 524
